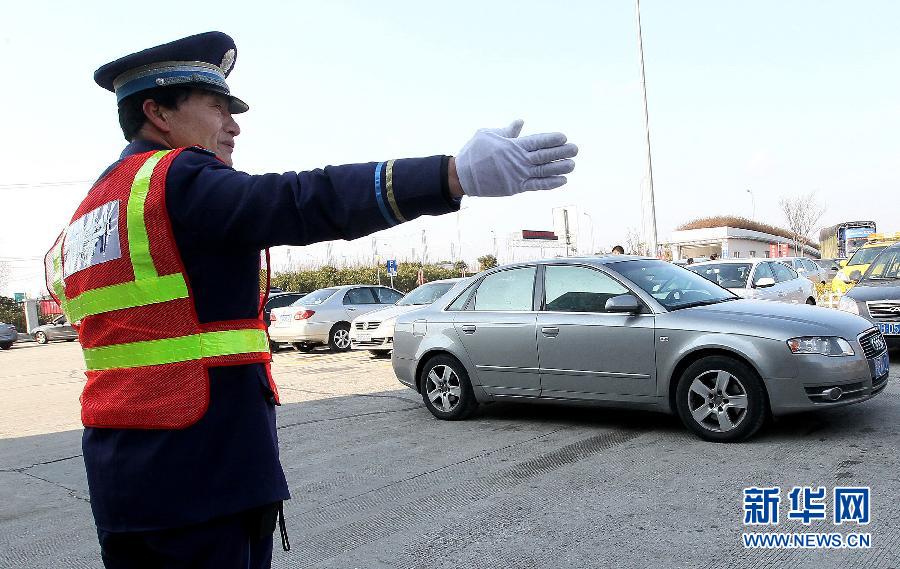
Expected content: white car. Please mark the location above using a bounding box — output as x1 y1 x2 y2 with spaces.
689 259 817 304
350 278 467 355
269 285 403 351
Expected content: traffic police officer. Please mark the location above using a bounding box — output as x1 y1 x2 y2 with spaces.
47 31 577 568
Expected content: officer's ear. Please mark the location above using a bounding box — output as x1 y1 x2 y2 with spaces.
142 99 172 133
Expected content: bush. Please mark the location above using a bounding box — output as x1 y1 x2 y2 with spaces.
270 263 461 294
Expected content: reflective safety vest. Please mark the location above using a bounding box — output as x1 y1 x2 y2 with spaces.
45 148 276 429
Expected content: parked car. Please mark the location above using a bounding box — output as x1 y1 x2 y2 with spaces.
0 322 16 350
779 257 828 285
31 315 78 344
814 258 842 283
393 257 888 442
832 232 900 295
688 259 816 305
838 242 900 350
350 278 467 355
263 291 308 327
268 285 404 351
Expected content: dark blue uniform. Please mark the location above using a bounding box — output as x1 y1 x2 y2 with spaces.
85 140 457 540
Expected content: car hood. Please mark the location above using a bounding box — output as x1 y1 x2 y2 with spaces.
846 281 900 302
665 299 874 340
353 304 424 322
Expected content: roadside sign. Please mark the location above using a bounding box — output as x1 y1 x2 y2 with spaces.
13 292 25 302
386 259 397 276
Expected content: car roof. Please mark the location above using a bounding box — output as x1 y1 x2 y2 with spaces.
689 259 765 266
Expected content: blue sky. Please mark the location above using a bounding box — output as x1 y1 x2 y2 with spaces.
2 1 899 294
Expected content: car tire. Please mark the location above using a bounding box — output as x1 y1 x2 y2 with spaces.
368 350 390 358
328 324 351 352
675 356 768 443
34 332 48 345
419 354 478 420
0 342 12 350
293 342 314 352
805 297 816 305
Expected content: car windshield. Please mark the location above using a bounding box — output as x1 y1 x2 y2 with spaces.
612 259 737 310
397 282 455 305
862 248 900 281
687 263 752 289
292 288 338 306
847 245 888 266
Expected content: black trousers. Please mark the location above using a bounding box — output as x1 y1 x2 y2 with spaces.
97 504 281 569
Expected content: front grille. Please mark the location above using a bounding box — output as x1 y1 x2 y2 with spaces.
354 321 381 330
353 338 391 347
858 329 887 359
873 372 889 391
866 300 900 321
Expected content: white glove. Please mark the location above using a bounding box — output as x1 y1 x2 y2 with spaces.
455 120 578 197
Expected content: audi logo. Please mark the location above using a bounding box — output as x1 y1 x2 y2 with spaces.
873 337 885 351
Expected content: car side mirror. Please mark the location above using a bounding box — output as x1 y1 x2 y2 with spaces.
839 260 848 268
850 270 862 282
605 294 641 313
755 277 776 288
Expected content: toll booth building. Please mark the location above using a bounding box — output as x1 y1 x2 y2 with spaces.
666 225 819 262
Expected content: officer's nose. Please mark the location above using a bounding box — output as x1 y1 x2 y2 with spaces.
227 116 240 137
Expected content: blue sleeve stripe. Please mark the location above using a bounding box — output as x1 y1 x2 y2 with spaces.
374 162 397 226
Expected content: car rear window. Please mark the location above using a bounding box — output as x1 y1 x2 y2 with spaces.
293 288 338 306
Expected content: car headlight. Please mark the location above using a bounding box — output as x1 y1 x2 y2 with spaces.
786 336 855 356
837 296 859 315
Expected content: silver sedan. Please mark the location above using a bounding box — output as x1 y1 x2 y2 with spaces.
392 257 889 442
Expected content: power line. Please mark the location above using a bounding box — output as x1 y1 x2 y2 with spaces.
0 180 91 190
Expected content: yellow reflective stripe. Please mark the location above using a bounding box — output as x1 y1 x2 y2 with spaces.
127 150 171 280
51 242 69 318
384 159 407 223
83 329 269 371
64 273 189 322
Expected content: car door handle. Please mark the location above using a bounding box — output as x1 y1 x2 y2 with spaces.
541 326 560 337
347 307 357 311
461 324 477 334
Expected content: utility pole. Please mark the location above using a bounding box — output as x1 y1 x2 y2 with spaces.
636 0 658 258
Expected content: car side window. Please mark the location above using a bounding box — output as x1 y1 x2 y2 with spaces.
374 287 403 304
751 262 774 285
543 265 629 313
343 288 377 305
266 294 298 310
772 262 798 283
472 267 536 311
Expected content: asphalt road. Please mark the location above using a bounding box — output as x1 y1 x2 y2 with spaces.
0 341 898 568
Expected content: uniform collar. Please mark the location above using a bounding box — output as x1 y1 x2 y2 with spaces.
120 139 169 160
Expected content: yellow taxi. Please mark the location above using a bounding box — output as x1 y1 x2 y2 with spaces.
832 232 900 294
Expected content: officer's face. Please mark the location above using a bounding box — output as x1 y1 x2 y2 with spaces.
163 91 240 166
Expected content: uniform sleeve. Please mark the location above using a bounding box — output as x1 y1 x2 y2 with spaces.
165 148 460 249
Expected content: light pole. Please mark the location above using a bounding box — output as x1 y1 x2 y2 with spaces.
636 0 658 257
746 188 756 220
583 212 594 255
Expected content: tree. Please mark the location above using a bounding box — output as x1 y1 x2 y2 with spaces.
453 260 468 274
779 192 826 256
624 228 647 256
477 254 498 271
0 261 8 294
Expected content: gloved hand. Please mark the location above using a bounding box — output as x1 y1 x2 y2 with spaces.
455 120 578 197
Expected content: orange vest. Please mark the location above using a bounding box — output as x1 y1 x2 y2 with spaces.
45 149 276 429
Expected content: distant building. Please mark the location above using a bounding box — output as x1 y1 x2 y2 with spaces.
665 225 819 261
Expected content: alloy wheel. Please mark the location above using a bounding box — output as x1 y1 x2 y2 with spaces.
686 369 749 433
333 329 351 350
425 365 462 413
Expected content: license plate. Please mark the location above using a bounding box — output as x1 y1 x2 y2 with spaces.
872 351 890 378
878 322 900 336
356 333 371 342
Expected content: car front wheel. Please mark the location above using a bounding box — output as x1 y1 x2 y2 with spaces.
675 356 768 442
34 332 48 345
419 354 478 420
0 342 12 350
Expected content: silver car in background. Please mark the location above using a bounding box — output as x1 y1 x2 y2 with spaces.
393 257 888 442
350 278 466 355
269 285 403 351
689 258 816 304
779 256 829 286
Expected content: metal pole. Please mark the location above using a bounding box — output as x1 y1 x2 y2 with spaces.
636 0 658 257
747 188 756 220
583 212 594 255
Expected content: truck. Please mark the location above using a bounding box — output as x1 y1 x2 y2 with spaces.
818 221 876 260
